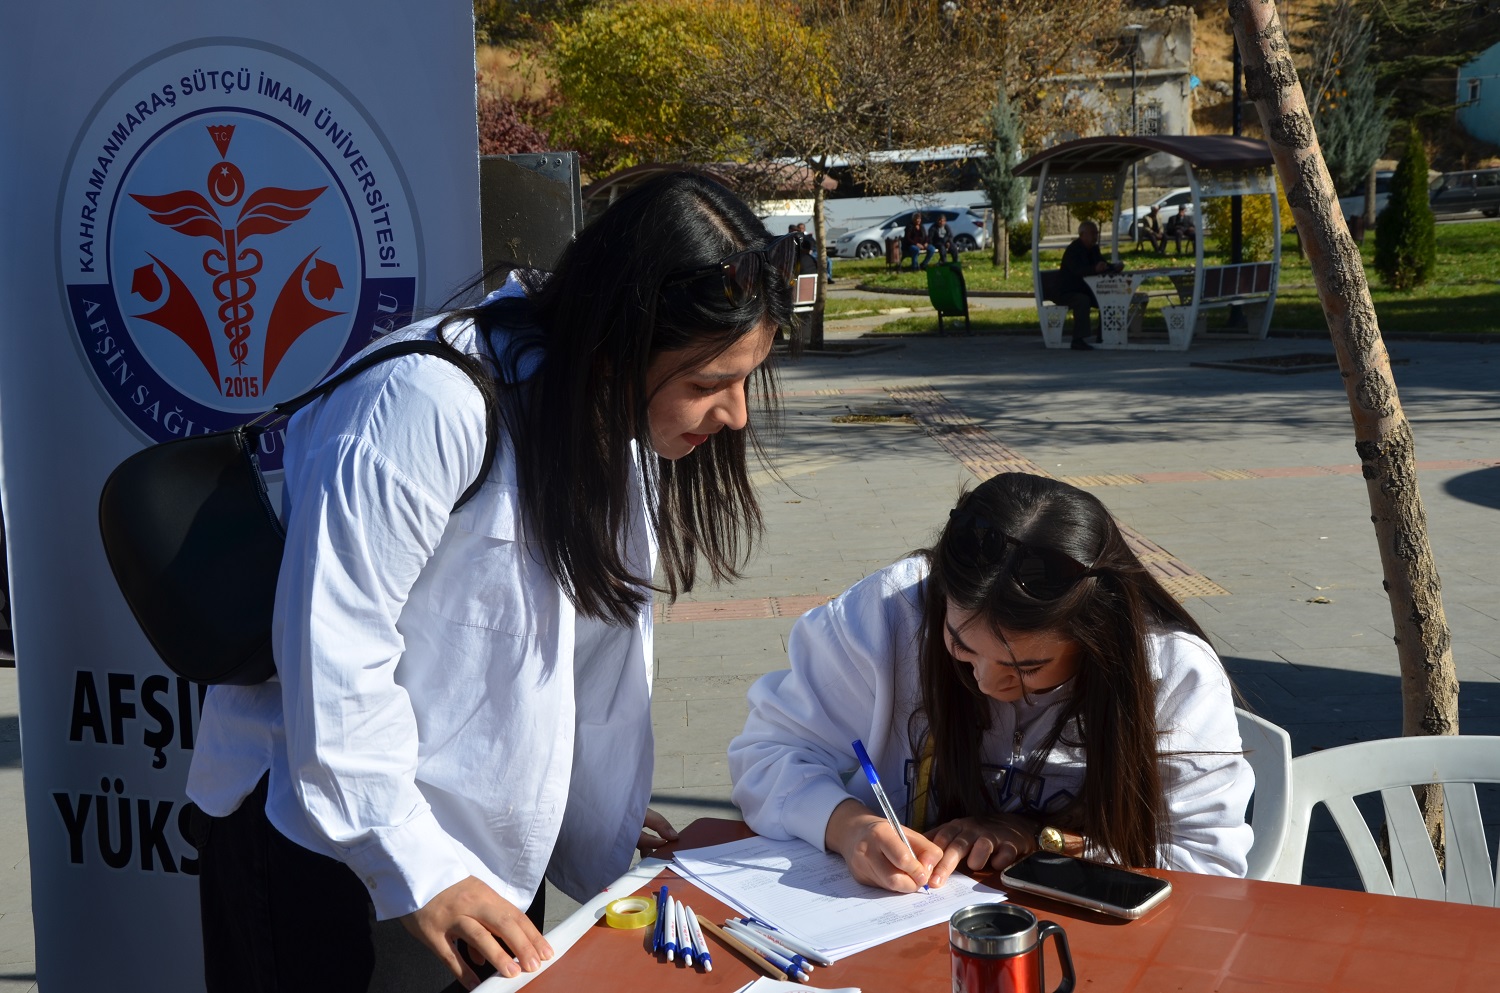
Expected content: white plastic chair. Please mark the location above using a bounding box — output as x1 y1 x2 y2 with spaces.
1267 734 1500 904
1235 708 1292 880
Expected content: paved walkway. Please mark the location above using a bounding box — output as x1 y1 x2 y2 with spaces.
5 321 1500 983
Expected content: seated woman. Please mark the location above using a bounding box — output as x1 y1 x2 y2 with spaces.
729 472 1252 892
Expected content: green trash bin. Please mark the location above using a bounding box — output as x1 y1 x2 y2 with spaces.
926 261 970 335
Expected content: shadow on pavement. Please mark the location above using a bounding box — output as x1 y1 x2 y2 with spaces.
1444 466 1500 511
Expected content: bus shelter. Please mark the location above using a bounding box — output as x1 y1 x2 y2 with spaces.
1015 135 1280 350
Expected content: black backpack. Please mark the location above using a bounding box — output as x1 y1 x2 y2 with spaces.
98 339 496 685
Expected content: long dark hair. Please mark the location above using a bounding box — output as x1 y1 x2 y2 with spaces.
442 172 789 622
913 472 1212 868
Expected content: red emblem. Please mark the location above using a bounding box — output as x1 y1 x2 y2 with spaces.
128 126 344 393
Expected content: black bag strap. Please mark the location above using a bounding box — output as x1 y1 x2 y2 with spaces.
252 339 500 512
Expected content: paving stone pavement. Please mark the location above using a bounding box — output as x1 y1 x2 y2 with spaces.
4 325 1500 978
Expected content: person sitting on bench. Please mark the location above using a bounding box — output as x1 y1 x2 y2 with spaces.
1138 205 1166 254
903 212 935 270
930 214 959 264
1058 221 1121 351
1164 205 1196 254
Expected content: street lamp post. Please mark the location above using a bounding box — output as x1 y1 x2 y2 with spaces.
1125 24 1144 245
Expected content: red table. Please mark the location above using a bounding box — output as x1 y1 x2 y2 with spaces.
488 818 1500 992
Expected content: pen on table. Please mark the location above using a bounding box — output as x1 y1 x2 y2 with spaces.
696 914 790 982
685 904 712 972
665 893 678 961
723 920 812 981
736 918 833 967
675 901 694 966
653 885 667 954
852 738 928 891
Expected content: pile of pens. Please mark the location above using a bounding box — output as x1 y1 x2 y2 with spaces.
652 886 712 973
650 885 832 984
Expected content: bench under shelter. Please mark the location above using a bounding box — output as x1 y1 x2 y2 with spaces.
1016 135 1282 351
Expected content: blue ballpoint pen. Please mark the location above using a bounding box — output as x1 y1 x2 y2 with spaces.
851 739 928 890
653 885 667 954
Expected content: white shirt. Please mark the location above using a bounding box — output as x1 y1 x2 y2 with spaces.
188 289 658 919
728 556 1253 876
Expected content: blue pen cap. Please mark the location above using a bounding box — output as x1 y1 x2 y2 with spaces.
851 739 879 781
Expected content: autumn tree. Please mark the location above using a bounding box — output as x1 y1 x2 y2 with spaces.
676 0 1119 348
545 0 756 171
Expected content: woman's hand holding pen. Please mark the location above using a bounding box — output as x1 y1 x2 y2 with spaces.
637 806 680 857
924 813 1037 883
401 876 553 989
825 798 940 893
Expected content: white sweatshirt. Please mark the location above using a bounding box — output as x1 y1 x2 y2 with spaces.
729 556 1253 876
189 285 657 919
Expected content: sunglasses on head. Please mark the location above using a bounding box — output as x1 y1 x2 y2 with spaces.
663 233 800 307
948 509 1094 600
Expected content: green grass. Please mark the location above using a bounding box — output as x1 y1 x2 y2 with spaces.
820 296 930 320
853 223 1500 336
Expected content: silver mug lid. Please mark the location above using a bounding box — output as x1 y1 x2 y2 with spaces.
950 904 1039 957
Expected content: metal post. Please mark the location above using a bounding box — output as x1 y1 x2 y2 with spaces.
1131 47 1138 246
1231 39 1243 265
1229 39 1246 327
1126 24 1143 246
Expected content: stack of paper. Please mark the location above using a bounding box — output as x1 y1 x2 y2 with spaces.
672 835 1007 962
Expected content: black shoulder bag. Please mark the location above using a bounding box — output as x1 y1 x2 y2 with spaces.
97 339 498 685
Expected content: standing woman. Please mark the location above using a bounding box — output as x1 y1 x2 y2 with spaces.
188 173 794 991
730 472 1252 892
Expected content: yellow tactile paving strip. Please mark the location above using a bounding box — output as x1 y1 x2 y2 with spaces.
885 384 1229 599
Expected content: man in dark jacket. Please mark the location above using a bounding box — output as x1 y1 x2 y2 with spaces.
929 214 958 263
1165 204 1196 254
1057 221 1118 350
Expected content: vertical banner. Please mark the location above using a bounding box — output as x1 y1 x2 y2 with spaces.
0 4 480 989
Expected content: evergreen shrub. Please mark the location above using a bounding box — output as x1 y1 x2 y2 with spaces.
1374 126 1437 290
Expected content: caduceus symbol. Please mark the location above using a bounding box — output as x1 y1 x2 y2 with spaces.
129 125 333 389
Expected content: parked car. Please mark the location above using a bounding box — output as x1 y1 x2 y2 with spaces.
1338 170 1394 220
829 208 988 259
1428 168 1500 217
1116 187 1195 239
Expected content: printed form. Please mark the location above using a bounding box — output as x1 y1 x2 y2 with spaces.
673 836 1008 960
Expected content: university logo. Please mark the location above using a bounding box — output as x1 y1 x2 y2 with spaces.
59 41 421 472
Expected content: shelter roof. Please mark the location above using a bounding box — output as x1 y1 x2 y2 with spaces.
1015 135 1274 176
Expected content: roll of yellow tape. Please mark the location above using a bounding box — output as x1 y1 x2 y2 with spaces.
604 895 658 930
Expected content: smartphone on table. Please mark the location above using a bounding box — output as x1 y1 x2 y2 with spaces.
1000 852 1172 920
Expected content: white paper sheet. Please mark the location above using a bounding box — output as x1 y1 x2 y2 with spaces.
673 836 1007 961
733 981 862 993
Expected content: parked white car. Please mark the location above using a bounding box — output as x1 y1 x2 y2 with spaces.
829 208 989 259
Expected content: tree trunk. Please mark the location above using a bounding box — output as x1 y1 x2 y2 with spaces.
1002 218 1011 280
1363 160 1379 230
992 212 1003 267
1229 0 1458 849
809 179 827 352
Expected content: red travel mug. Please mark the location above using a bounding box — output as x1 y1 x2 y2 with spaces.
950 904 1075 993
